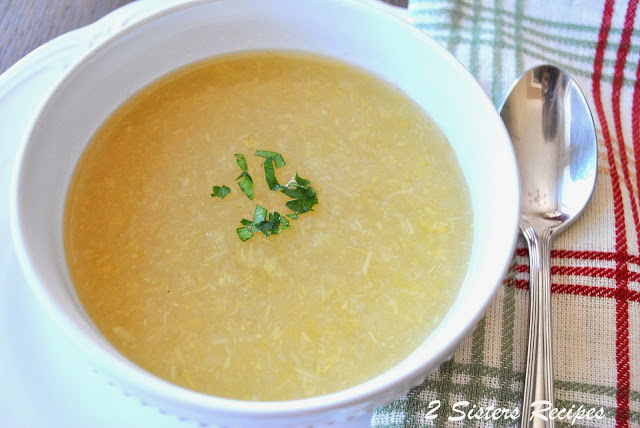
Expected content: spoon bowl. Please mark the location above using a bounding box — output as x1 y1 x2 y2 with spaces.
501 65 597 230
499 65 597 427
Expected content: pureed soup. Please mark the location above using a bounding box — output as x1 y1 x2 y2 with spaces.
64 51 472 401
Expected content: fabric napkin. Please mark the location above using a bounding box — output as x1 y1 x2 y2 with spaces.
372 1 640 427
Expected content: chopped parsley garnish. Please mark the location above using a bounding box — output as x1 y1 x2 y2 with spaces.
211 185 231 199
255 150 286 191
211 150 317 241
236 205 290 242
234 154 254 200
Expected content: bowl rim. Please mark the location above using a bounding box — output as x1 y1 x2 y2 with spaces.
9 0 520 419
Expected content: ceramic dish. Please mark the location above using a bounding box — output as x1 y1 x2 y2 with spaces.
9 0 519 426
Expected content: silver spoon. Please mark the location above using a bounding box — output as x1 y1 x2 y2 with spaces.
499 65 597 427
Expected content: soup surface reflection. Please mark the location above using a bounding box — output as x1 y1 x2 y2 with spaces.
64 51 473 400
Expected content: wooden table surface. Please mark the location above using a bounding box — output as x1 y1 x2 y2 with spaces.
0 0 408 76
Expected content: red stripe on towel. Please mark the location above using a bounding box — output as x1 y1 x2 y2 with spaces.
592 0 630 425
612 0 640 250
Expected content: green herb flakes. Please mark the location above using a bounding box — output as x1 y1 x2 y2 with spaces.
236 225 254 242
234 154 255 200
211 151 317 241
256 150 285 191
282 173 318 215
211 185 231 199
236 205 291 242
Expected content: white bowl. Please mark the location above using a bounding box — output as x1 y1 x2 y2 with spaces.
10 0 519 426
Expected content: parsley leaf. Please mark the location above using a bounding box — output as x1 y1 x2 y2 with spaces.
236 204 290 241
282 173 318 216
234 154 254 200
255 150 285 168
293 173 310 187
253 204 267 224
236 226 254 242
211 185 231 199
255 150 286 191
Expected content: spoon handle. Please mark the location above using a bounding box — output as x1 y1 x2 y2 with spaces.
521 226 556 428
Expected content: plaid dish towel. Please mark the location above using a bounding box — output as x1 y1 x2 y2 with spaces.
372 1 640 427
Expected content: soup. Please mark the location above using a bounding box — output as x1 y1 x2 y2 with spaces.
64 51 472 401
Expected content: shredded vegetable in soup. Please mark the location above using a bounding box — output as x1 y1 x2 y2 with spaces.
64 51 473 401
